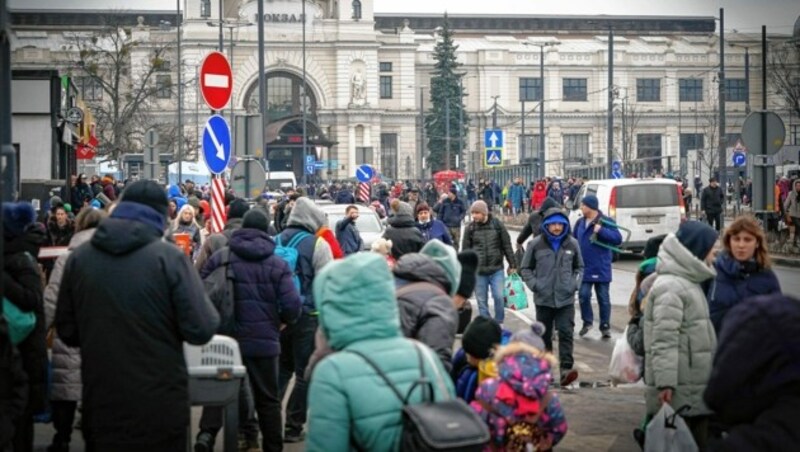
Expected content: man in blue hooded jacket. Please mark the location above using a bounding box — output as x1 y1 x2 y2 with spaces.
520 208 583 387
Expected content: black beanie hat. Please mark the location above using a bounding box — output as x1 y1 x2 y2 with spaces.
242 209 269 232
676 221 718 261
462 316 502 359
456 250 479 298
228 199 250 220
121 180 168 216
643 234 667 260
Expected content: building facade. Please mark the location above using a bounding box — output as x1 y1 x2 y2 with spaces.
9 0 799 182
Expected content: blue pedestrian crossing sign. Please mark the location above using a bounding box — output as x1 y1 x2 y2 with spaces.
202 115 231 175
355 164 373 182
484 129 504 149
486 149 502 166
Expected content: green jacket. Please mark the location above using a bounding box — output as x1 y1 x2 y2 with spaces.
307 253 455 452
644 234 717 417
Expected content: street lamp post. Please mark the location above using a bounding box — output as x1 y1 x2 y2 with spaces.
177 0 182 183
718 7 727 229
522 41 558 179
418 85 427 179
607 27 615 177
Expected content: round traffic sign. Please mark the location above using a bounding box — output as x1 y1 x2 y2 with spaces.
202 115 232 175
230 159 267 200
741 111 786 155
732 151 746 167
200 51 233 111
612 161 621 171
355 164 373 182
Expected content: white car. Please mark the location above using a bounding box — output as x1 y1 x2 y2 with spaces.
318 204 385 250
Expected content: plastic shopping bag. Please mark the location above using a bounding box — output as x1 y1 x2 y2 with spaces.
608 326 643 383
644 404 698 452
503 273 528 310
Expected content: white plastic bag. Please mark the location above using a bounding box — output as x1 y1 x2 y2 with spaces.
608 326 642 383
644 404 698 452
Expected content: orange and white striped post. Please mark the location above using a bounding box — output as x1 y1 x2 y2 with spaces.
211 176 227 233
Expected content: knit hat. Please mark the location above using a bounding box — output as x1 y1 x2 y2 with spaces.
462 316 502 359
449 186 458 195
242 209 269 232
2 202 36 239
643 234 667 260
187 195 201 210
393 200 414 217
120 179 169 216
675 221 718 261
420 240 461 296
581 194 599 211
470 200 489 216
510 321 547 351
456 250 479 298
415 202 430 215
228 198 250 220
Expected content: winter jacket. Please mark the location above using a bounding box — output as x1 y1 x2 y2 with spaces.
393 254 459 372
43 228 96 402
643 234 717 417
307 253 455 452
3 228 47 415
202 228 302 358
517 197 562 245
531 182 547 210
170 221 201 252
47 217 74 247
71 183 93 210
573 212 623 283
546 186 563 204
416 219 453 245
701 185 725 214
704 294 800 451
520 210 583 309
508 183 525 209
383 212 425 260
335 216 363 255
784 184 800 218
707 252 781 335
435 197 466 228
0 319 28 448
463 215 516 275
335 189 355 205
278 198 334 312
470 342 568 451
55 202 219 449
194 217 244 272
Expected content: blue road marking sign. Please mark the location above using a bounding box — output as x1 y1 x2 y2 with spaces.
612 161 621 172
484 129 504 149
305 164 315 175
314 161 326 169
485 149 502 166
611 170 623 179
732 151 746 167
356 164 373 182
305 155 314 165
202 115 231 175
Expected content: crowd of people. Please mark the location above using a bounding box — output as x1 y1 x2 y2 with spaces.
1 170 799 452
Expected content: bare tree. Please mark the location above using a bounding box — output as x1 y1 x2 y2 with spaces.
769 40 800 118
697 107 720 180
618 100 642 163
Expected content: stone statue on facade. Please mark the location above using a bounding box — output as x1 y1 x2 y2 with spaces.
350 70 366 106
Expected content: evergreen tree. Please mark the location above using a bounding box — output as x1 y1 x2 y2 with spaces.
425 13 469 173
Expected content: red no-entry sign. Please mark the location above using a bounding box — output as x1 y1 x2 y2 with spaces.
200 51 233 111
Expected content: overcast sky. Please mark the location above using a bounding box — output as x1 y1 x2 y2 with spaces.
7 0 799 34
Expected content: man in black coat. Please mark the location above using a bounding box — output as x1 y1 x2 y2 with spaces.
701 177 725 232
56 180 219 452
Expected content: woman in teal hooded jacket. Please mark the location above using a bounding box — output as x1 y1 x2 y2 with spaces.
306 253 455 452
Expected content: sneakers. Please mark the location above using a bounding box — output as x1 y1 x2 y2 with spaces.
559 369 579 387
284 428 305 443
194 432 215 452
579 324 591 337
601 328 612 339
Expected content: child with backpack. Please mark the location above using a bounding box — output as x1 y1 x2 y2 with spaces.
452 317 510 403
470 323 568 452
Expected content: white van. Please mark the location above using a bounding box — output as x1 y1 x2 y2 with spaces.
567 178 686 253
265 171 297 191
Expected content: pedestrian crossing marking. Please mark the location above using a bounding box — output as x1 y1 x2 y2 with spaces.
487 151 501 164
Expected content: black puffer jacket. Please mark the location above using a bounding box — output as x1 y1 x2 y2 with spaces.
55 208 219 450
0 319 28 448
393 254 458 372
462 215 516 275
383 212 425 260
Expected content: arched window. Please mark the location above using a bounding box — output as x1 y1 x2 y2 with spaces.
352 0 362 20
244 72 317 121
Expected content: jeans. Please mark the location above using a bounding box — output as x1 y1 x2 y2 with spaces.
278 313 318 434
705 211 722 232
579 282 611 330
51 400 78 446
535 304 575 370
198 372 259 442
244 356 283 452
475 270 505 323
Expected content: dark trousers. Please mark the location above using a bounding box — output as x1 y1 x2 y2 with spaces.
278 313 318 434
244 356 283 452
198 372 258 441
51 400 78 445
85 435 185 452
535 304 575 371
684 415 710 451
11 414 33 452
706 211 722 232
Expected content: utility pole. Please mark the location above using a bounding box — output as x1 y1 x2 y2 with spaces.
458 76 464 172
177 0 183 183
218 0 223 52
445 101 451 171
520 99 525 163
1 0 15 298
607 26 614 178
718 7 727 229
538 44 546 180
419 86 425 178
301 0 308 185
258 0 266 177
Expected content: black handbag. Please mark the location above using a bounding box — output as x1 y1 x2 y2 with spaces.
347 343 489 451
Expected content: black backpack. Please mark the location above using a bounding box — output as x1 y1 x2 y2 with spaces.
348 342 489 451
202 247 236 335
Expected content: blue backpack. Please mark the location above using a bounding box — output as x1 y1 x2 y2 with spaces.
275 231 312 293
452 329 513 403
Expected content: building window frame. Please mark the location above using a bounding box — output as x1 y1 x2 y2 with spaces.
636 78 661 102
352 0 362 20
562 133 590 162
724 78 747 102
380 133 398 179
379 62 393 73
77 76 103 102
156 74 171 99
380 75 393 99
519 134 540 161
519 77 542 102
562 78 587 102
679 78 703 102
200 0 211 18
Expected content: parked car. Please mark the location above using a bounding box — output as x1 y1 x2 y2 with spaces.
318 203 385 250
566 178 686 253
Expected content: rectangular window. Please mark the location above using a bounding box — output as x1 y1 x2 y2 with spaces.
680 133 705 154
562 78 587 102
616 184 678 208
724 78 747 102
679 78 703 102
379 62 393 72
77 76 103 101
155 58 171 72
636 78 661 102
200 0 211 18
356 146 373 165
519 78 542 102
519 134 540 161
562 134 589 162
380 75 393 99
725 133 742 148
380 133 398 180
637 133 663 173
156 75 171 99
791 124 799 146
